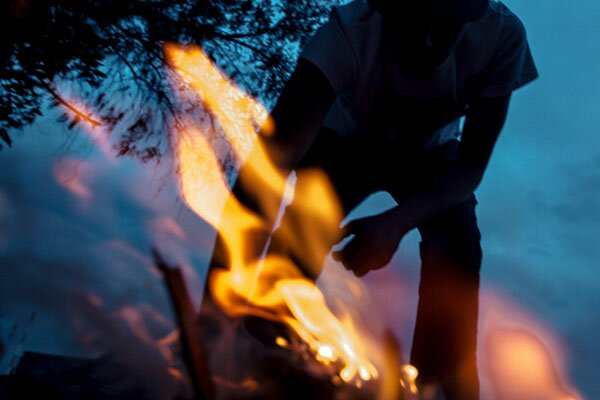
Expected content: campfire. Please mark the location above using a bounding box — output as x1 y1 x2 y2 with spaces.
163 44 418 399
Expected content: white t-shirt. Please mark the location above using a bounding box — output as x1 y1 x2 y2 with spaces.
300 0 538 149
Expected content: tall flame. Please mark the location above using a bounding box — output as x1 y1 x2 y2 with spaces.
165 44 378 384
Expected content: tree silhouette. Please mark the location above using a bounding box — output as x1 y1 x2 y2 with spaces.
0 0 335 158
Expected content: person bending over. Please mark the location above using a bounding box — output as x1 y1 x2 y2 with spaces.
201 0 538 398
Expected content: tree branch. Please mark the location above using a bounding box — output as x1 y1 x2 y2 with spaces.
42 81 102 127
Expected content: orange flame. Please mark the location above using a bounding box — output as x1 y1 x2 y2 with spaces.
165 44 379 384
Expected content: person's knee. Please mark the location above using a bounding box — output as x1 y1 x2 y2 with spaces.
419 197 482 273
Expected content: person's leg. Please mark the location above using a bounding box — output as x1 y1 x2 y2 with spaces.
410 195 482 400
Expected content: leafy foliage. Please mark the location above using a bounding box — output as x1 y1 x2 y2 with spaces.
0 0 336 158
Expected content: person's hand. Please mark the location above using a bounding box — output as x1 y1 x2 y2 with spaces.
332 209 409 277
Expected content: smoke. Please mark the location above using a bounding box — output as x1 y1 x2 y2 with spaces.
0 117 213 397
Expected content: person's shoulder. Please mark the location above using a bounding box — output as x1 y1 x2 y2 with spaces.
331 0 381 29
327 0 384 73
469 1 538 97
462 1 527 53
299 1 376 94
488 0 521 19
486 1 527 39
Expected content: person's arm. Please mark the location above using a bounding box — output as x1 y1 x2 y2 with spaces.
264 59 336 170
233 58 335 221
211 59 335 269
334 94 511 276
392 94 511 227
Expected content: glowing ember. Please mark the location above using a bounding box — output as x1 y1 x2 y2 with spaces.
166 43 380 384
275 336 289 348
402 365 419 395
317 345 334 361
403 364 418 380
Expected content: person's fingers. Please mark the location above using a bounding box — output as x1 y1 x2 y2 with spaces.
332 250 343 263
334 234 389 277
339 216 367 239
349 243 391 277
332 243 354 270
351 255 375 277
338 237 372 275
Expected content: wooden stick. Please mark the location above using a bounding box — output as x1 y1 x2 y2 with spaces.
152 247 214 400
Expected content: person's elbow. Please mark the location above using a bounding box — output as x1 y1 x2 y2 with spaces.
456 159 487 194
